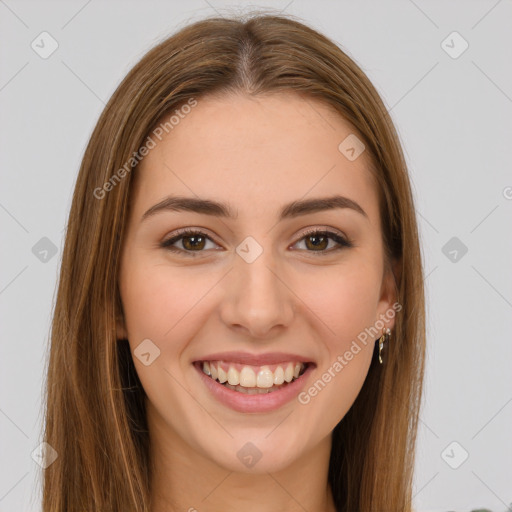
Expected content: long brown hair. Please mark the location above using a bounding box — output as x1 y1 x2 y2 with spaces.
42 11 426 511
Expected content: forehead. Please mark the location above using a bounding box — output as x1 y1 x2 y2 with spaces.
133 92 379 224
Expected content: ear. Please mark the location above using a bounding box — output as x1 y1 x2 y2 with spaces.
376 257 401 331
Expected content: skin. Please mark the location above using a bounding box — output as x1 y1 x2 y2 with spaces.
117 91 397 512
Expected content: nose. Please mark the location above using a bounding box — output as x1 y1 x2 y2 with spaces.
219 249 295 339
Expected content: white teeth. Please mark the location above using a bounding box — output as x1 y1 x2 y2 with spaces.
284 363 294 383
217 365 228 383
256 366 274 388
273 366 285 385
227 366 239 386
239 367 256 387
201 361 306 390
224 383 278 394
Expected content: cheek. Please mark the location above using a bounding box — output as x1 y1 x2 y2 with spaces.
298 343 373 435
120 256 219 355
121 266 176 341
119 259 207 411
293 262 381 427
294 258 383 346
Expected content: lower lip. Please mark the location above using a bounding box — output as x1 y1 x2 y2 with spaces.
194 362 315 413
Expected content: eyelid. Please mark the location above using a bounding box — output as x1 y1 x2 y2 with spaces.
295 225 350 243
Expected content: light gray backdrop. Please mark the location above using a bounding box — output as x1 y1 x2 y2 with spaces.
1 1 511 511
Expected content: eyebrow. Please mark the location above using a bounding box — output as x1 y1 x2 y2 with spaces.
141 194 368 222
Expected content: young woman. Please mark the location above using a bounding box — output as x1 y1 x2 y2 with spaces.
42 12 426 512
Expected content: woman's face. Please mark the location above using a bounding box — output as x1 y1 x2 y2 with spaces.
118 91 397 474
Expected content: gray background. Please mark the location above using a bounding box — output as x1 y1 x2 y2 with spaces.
1 1 511 511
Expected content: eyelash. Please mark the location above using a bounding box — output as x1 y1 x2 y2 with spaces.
160 227 353 257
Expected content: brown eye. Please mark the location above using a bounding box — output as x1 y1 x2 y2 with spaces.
293 230 353 254
181 234 206 251
304 233 329 251
161 229 218 256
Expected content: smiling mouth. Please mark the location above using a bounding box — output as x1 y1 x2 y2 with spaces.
196 360 310 394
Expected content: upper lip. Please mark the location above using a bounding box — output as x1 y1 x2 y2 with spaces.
195 351 314 366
